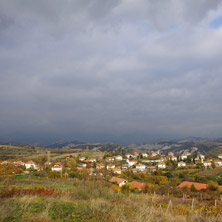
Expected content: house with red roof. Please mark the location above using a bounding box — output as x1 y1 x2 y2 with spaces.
52 165 63 172
129 181 145 191
178 161 186 167
112 168 122 174
178 181 222 191
109 177 127 187
25 161 38 170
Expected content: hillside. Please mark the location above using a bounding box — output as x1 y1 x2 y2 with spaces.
0 144 46 160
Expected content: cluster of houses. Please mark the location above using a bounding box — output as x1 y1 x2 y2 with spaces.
2 151 222 176
0 160 38 170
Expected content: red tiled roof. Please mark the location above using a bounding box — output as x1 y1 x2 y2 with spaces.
130 181 145 190
178 181 208 191
109 177 126 184
26 161 35 164
112 168 121 171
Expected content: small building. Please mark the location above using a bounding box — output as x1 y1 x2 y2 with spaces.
203 161 212 168
52 165 63 172
178 181 207 191
127 160 137 166
142 153 148 158
79 157 86 161
109 177 127 187
25 161 37 170
169 156 177 161
125 153 133 159
106 157 115 162
13 161 25 167
168 152 174 156
88 158 96 163
218 155 222 159
157 162 166 169
178 161 186 167
96 155 103 160
112 168 122 174
96 163 105 170
133 152 139 158
121 164 129 170
214 160 222 167
79 163 87 168
180 155 188 161
136 163 146 171
150 151 157 157
115 155 123 161
107 164 115 170
65 155 72 160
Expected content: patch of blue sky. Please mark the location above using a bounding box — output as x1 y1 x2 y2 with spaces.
210 16 222 28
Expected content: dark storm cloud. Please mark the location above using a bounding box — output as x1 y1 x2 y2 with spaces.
1 0 222 144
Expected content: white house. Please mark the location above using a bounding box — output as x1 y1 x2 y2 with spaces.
25 161 38 170
142 153 148 158
96 163 105 169
109 177 128 187
203 161 212 168
214 160 222 167
170 156 177 161
136 163 146 171
115 155 123 161
52 165 63 172
168 152 174 156
121 164 129 170
106 157 115 162
125 153 133 159
79 157 86 161
79 163 87 168
112 168 122 174
107 164 115 170
180 155 188 161
178 161 186 167
218 155 222 159
157 163 166 169
13 161 25 167
127 159 137 166
150 151 157 157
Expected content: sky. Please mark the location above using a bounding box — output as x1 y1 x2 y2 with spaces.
1 0 222 145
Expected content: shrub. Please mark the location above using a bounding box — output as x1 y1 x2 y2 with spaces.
49 202 94 222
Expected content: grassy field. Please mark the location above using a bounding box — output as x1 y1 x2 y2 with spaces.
1 175 222 222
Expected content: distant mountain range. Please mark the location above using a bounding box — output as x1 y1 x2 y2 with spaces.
1 136 222 156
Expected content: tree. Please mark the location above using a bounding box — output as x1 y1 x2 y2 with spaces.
190 184 197 192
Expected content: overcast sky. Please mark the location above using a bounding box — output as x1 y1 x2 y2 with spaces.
1 0 222 145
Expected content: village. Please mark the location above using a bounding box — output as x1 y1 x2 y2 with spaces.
2 148 222 193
